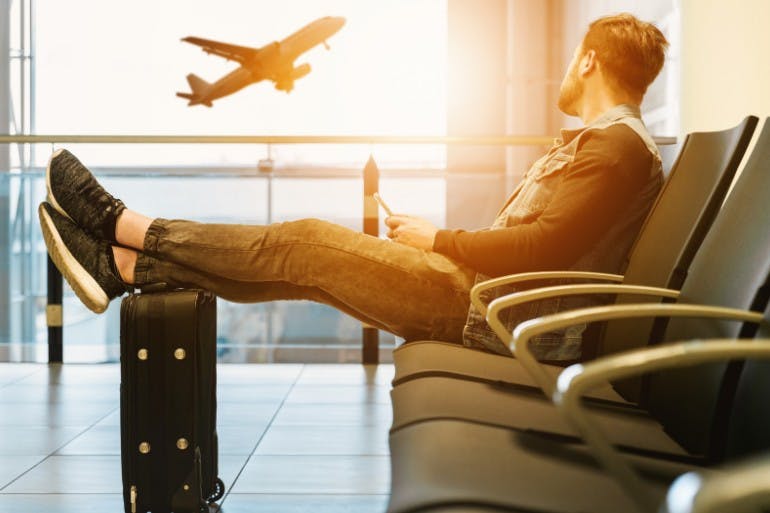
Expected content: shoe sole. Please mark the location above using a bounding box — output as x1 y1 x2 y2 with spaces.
46 148 75 222
38 203 109 314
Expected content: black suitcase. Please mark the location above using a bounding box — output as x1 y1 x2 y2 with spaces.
120 289 224 513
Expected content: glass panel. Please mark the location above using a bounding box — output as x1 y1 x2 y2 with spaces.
2 0 451 362
0 158 446 363
0 169 48 361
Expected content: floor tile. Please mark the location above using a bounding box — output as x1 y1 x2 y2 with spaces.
232 455 390 494
218 384 292 403
272 403 392 427
295 364 395 386
0 427 83 456
285 385 391 404
220 494 388 513
92 409 120 427
0 364 45 386
0 494 123 513
14 364 120 386
0 455 47 490
0 384 119 404
2 455 122 493
218 425 270 455
218 403 282 426
0 403 116 427
216 455 254 494
55 426 120 456
217 364 304 385
255 425 389 455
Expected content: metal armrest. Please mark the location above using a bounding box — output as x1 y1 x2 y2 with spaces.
663 452 770 513
553 338 770 512
470 271 625 316
486 284 680 349
483 283 679 370
509 302 763 397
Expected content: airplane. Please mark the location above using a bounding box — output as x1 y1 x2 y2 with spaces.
176 16 345 107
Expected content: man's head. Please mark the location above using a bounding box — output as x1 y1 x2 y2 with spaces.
558 13 669 117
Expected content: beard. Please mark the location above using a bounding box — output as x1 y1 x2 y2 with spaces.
557 67 583 116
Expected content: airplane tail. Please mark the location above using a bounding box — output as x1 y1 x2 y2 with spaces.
176 74 213 107
186 73 210 95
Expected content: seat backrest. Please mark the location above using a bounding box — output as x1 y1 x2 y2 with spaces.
725 340 770 464
621 116 757 290
643 119 770 457
725 321 770 460
600 117 758 364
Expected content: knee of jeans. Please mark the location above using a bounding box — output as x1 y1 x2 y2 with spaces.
292 218 327 230
285 218 337 239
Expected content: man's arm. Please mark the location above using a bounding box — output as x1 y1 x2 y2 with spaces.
432 125 655 277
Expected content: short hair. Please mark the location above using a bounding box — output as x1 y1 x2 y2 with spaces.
581 13 669 97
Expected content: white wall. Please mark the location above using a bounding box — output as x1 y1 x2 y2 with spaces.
679 0 770 135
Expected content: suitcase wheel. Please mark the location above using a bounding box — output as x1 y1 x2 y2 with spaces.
207 477 225 503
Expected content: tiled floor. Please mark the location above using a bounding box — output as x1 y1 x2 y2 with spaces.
0 363 393 512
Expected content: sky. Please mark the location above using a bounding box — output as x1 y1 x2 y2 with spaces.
17 0 449 227
31 0 447 167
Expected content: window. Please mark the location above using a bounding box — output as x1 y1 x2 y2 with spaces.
2 0 449 362
34 0 448 166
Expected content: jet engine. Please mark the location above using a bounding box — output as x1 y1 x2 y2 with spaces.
289 63 312 80
274 63 312 92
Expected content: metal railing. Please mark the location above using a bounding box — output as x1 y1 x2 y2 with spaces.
0 134 566 145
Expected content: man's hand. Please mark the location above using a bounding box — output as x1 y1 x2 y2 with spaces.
385 215 438 251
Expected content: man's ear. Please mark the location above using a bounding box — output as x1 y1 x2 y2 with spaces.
579 49 597 76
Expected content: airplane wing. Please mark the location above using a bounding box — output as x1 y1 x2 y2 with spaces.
181 36 259 63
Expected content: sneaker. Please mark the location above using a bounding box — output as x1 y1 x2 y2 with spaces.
46 149 126 242
39 202 131 313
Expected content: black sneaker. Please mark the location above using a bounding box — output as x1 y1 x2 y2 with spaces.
39 202 131 313
46 149 126 242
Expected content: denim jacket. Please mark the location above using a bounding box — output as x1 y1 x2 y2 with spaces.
462 104 663 360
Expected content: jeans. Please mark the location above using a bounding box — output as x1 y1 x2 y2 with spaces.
132 218 476 343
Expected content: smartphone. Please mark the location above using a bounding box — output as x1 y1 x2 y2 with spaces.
373 192 394 217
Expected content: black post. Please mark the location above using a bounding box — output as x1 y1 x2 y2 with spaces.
47 256 63 363
361 155 380 364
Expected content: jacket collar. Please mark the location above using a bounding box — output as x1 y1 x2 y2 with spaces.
559 104 642 145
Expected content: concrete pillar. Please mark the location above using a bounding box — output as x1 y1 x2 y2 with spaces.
446 0 508 230
445 0 563 231
0 0 11 345
504 0 562 192
0 0 9 163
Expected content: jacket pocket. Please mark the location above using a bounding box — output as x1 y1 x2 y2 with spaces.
533 153 572 181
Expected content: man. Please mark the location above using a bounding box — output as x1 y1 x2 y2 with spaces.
39 13 668 361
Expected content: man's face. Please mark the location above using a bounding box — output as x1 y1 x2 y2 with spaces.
557 46 584 116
